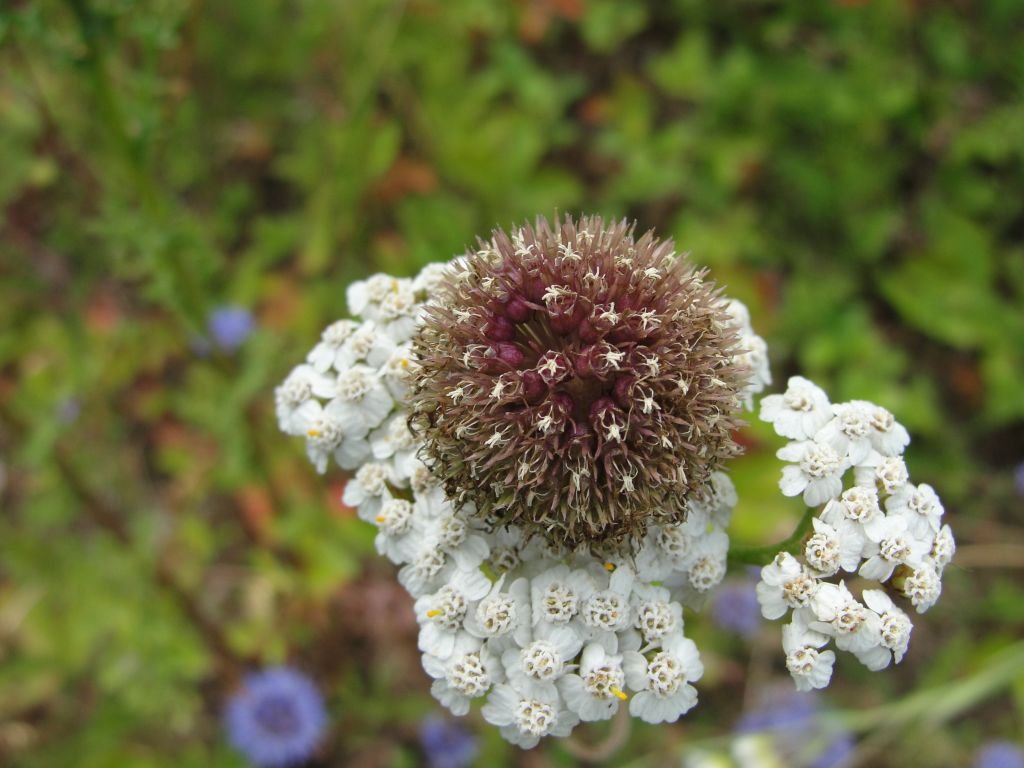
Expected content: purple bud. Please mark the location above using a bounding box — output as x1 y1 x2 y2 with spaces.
485 316 516 342
523 370 547 402
506 297 532 323
577 318 600 344
613 376 635 408
494 342 524 369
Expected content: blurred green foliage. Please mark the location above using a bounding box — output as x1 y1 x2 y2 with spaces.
0 0 1022 765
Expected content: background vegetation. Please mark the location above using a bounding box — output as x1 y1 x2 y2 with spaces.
1 0 1022 765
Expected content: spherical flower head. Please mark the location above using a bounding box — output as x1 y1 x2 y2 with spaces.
976 741 1024 768
410 215 748 548
208 305 255 351
419 715 479 768
224 666 327 768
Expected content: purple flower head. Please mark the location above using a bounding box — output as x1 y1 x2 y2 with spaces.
712 577 761 638
208 305 255 352
977 741 1024 768
738 688 854 768
419 715 478 768
225 666 327 767
57 397 81 425
1014 464 1024 498
410 215 749 548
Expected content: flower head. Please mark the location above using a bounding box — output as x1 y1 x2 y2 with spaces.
419 715 479 768
410 215 748 548
208 305 255 351
224 666 327 768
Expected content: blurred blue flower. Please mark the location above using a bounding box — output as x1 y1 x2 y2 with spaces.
737 688 853 768
977 741 1024 768
208 305 255 352
225 666 327 767
56 396 81 424
712 576 761 638
1014 463 1024 498
419 715 478 768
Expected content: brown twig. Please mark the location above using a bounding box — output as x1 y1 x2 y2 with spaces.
560 703 632 764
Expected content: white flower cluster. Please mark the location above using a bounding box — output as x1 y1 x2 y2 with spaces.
723 299 771 409
275 265 756 747
757 376 955 691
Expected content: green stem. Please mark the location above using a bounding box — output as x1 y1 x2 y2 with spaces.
729 507 816 566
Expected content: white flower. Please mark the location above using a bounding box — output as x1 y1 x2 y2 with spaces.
863 590 913 665
464 576 532 652
902 565 942 613
820 485 886 549
756 553 820 620
372 497 418 563
326 365 393 438
294 399 368 473
623 634 703 724
378 342 416 400
578 565 634 649
413 504 490 571
885 483 944 540
678 528 729 599
343 462 393 520
503 625 582 697
855 454 909 494
558 643 628 722
423 633 501 716
815 401 875 465
413 261 452 295
369 414 420 479
930 524 956 570
274 364 335 434
782 609 835 691
866 404 910 456
759 376 832 440
809 582 881 656
531 565 595 632
858 514 929 582
346 274 406 320
632 584 684 647
736 333 772 409
415 569 491 659
803 517 861 576
703 471 739 528
777 440 848 506
481 680 579 749
486 526 528 575
398 539 458 597
306 319 359 372
334 320 395 370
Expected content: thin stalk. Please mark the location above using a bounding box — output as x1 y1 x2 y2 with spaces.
728 507 816 566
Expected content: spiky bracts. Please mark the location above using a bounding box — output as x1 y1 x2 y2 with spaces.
410 215 748 549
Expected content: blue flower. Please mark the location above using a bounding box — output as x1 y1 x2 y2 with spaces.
224 666 327 767
977 741 1024 768
1015 463 1024 498
737 688 853 768
419 715 478 768
712 577 761 638
208 305 255 352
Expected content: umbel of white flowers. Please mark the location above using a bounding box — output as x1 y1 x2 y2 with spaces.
274 216 952 747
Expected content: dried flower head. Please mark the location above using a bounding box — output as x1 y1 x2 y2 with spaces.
410 215 748 548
